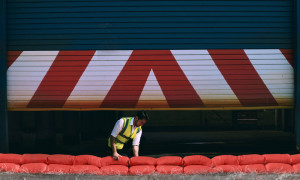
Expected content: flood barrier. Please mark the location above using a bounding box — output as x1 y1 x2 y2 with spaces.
0 154 299 175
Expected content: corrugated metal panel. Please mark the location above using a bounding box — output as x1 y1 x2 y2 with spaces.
6 0 294 110
7 49 294 110
7 0 293 50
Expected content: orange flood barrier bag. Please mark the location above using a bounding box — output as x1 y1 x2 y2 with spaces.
212 155 241 173
183 155 213 174
1 153 300 175
239 154 266 173
156 156 183 174
101 156 129 175
129 156 156 175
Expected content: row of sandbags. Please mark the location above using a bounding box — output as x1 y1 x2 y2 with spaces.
0 154 300 175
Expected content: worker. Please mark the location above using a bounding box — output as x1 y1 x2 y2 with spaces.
108 111 149 160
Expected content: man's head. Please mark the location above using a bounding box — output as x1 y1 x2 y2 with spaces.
133 111 149 127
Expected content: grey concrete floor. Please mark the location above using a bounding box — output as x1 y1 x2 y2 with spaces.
0 173 300 180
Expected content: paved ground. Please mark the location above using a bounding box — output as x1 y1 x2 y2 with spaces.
0 173 300 180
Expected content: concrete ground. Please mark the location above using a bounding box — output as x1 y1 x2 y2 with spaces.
0 173 300 180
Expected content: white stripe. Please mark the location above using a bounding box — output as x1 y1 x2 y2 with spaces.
64 50 133 107
244 49 294 105
136 70 169 107
172 50 241 106
20 51 59 56
7 51 59 108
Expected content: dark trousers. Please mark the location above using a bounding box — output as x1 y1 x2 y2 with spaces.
106 139 134 157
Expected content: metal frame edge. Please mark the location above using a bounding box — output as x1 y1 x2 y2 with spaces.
0 0 9 153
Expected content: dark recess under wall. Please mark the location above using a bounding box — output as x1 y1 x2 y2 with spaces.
7 109 296 157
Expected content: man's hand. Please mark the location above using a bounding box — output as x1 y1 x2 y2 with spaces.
133 145 139 157
110 135 121 160
113 152 122 160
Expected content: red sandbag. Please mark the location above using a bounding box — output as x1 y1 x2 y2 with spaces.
47 155 74 165
70 165 102 175
87 156 102 168
183 155 212 167
22 154 48 164
184 165 212 174
212 165 242 173
212 155 239 167
74 155 89 165
19 163 47 173
45 164 72 174
292 164 300 173
129 165 155 175
129 156 156 166
74 155 101 167
101 156 129 167
0 163 20 173
241 164 266 173
0 154 22 164
265 163 294 173
101 165 128 175
290 154 300 164
156 156 183 166
156 165 183 174
264 154 291 164
239 154 265 165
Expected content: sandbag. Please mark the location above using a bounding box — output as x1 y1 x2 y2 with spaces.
183 155 212 167
87 156 102 168
239 154 265 165
156 156 183 166
264 154 291 164
19 163 47 174
184 165 212 174
101 165 128 175
212 165 242 173
22 154 48 164
48 155 74 165
212 155 238 167
0 154 22 164
293 164 300 173
156 165 183 174
265 163 294 173
290 154 300 165
129 165 155 175
74 155 101 167
45 164 72 174
101 156 129 167
0 163 20 173
129 156 156 166
241 164 266 173
74 155 90 165
70 165 101 175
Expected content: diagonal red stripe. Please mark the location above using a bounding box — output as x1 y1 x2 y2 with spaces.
208 49 278 106
280 49 293 67
27 50 95 108
7 51 22 70
100 50 204 108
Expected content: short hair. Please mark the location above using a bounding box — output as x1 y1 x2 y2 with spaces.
136 111 149 121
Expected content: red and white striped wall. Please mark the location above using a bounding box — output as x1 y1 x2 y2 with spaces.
7 49 294 110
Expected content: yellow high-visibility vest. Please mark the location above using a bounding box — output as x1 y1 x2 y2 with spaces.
108 117 141 150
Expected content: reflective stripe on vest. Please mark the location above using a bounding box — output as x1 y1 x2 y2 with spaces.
108 117 141 150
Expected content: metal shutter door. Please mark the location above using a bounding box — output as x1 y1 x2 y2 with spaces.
7 0 294 110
